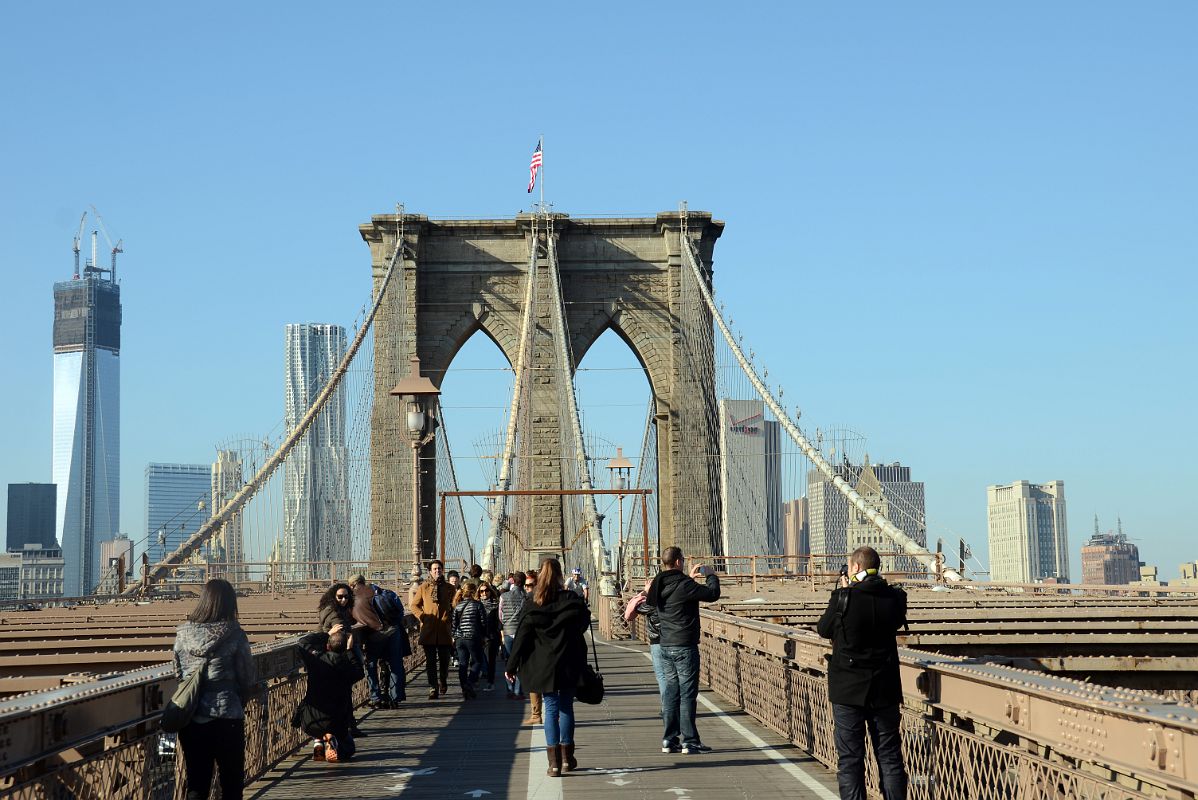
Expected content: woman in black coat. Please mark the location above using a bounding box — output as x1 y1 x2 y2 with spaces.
505 558 590 778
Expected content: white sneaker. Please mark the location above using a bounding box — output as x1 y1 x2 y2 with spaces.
483 682 494 692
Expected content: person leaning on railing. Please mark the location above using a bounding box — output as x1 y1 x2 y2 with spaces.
172 579 260 800
817 545 909 800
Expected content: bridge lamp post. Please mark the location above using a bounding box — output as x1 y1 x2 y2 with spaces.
606 447 633 584
391 356 441 583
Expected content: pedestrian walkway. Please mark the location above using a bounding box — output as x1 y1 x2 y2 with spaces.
247 631 840 799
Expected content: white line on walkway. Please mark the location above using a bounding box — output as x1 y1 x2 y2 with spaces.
596 639 839 800
526 718 563 800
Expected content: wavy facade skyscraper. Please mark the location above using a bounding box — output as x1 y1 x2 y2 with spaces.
53 267 121 596
282 323 350 579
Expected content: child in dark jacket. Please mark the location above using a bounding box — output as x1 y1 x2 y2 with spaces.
292 626 362 763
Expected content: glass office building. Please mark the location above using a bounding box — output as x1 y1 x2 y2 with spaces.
53 274 121 596
143 464 212 566
7 483 57 551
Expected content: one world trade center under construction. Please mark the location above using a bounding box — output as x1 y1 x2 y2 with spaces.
53 220 122 596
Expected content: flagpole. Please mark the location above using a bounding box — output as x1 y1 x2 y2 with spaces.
538 134 545 212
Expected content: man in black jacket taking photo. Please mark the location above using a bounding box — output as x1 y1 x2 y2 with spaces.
817 545 909 800
645 546 720 756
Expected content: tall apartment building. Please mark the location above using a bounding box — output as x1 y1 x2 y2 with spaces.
211 450 245 577
282 324 350 579
143 464 211 566
53 262 121 596
986 480 1069 583
717 399 782 571
1080 532 1140 586
808 460 927 575
782 498 809 573
7 483 57 551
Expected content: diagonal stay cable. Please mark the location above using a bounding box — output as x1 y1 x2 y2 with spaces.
125 213 409 595
678 204 962 582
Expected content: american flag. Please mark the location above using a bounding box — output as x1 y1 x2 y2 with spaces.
527 141 542 193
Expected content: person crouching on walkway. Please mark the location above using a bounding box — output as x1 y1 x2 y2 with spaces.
292 625 362 763
506 558 590 777
452 581 487 698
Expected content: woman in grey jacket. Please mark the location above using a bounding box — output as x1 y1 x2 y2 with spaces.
173 579 257 800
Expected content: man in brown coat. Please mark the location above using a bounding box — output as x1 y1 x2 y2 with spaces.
411 559 456 699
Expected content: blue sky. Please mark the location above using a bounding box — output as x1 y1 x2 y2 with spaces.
1 3 1194 578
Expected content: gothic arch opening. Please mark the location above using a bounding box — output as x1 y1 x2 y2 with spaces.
435 328 515 559
574 327 657 569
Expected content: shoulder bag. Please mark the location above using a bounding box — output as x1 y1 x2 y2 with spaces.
575 620 605 705
161 631 234 733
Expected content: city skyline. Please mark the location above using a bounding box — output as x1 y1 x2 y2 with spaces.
1 4 1194 579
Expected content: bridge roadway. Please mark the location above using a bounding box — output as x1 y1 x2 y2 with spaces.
247 634 839 800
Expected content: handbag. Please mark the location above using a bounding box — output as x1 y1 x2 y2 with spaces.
575 622 605 705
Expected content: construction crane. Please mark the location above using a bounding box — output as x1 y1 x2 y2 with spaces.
89 205 123 281
72 211 87 279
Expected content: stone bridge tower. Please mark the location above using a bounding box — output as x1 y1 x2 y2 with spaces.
361 211 724 571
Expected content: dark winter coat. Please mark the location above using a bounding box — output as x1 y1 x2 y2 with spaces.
507 588 590 694
173 621 257 722
351 583 383 632
291 632 362 737
817 575 907 708
635 600 662 645
318 602 354 633
452 598 487 641
480 596 501 639
646 569 720 647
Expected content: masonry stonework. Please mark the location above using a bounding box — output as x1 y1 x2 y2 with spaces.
361 212 724 572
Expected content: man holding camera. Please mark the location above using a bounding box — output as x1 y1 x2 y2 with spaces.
645 546 720 755
817 545 909 799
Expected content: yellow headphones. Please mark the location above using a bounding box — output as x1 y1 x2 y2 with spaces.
851 568 879 583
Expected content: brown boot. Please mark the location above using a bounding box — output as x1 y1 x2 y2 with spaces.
546 745 562 777
562 743 577 772
525 691 543 725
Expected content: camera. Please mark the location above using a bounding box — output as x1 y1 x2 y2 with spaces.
839 564 849 578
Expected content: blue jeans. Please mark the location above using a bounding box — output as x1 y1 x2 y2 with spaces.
356 640 379 702
503 634 521 694
659 644 701 747
366 629 407 703
832 703 907 800
542 689 576 746
456 638 485 689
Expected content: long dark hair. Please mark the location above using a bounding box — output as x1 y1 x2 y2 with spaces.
318 582 352 611
188 579 239 623
533 558 565 606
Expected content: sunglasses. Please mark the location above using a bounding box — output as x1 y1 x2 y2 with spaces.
335 594 350 600
524 583 535 587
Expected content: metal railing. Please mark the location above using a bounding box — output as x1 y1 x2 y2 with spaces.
0 627 425 799
596 594 1198 798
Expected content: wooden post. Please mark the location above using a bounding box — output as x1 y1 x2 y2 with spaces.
751 556 758 593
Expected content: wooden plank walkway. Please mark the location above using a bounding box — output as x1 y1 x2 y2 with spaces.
247 632 839 800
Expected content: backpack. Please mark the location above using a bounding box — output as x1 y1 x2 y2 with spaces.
371 587 405 626
161 631 233 733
